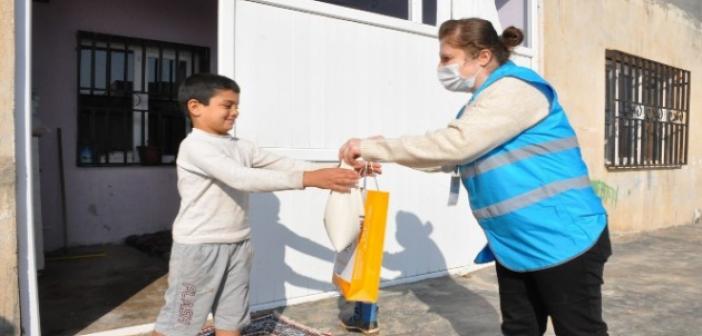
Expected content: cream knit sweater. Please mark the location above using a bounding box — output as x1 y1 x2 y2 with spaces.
172 128 327 244
360 77 550 171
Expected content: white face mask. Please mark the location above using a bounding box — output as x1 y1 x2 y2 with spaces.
437 61 480 92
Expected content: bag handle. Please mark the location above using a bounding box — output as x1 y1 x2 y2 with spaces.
360 161 380 191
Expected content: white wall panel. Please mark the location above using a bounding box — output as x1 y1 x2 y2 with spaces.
234 0 465 156
248 165 485 309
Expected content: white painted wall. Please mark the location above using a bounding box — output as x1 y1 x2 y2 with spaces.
225 0 540 308
32 0 218 251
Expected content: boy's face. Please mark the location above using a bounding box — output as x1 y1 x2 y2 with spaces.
188 89 240 135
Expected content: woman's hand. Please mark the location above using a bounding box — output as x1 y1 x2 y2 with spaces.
355 161 382 176
339 138 363 167
339 137 385 175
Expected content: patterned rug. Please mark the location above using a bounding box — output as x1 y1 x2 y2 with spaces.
197 313 332 336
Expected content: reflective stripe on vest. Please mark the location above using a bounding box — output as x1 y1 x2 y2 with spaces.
472 175 591 219
461 136 579 180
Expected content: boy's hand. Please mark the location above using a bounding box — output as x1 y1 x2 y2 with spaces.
303 168 359 192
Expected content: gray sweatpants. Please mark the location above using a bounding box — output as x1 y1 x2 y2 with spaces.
154 240 253 335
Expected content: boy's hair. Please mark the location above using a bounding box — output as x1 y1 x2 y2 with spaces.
178 73 240 115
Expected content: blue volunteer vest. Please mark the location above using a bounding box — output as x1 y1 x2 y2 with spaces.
458 61 607 272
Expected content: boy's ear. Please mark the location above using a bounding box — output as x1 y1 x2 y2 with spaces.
187 99 202 118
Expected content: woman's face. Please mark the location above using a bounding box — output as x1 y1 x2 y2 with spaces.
438 39 482 79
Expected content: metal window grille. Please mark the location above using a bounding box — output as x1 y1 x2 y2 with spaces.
76 31 210 167
605 50 690 169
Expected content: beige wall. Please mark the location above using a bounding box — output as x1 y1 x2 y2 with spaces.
542 0 702 232
0 0 20 334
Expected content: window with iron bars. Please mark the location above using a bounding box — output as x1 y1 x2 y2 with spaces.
605 50 690 169
77 31 210 167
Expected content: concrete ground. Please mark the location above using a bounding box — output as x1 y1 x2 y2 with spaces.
39 222 702 335
39 245 169 336
282 222 702 335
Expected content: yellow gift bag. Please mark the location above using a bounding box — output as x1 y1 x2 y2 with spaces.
332 175 389 303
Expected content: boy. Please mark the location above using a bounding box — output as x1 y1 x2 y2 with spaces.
153 73 361 336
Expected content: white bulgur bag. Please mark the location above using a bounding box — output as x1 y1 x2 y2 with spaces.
323 162 364 252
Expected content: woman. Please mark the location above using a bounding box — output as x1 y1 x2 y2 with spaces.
340 18 611 336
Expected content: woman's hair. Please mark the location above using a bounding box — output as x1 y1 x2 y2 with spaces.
438 18 524 64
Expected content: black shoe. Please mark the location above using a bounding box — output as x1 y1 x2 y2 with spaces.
341 305 379 335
